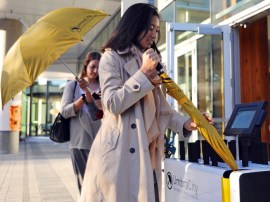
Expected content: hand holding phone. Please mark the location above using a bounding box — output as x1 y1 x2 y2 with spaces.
92 92 101 100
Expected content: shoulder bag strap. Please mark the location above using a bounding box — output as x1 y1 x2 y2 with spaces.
72 80 77 100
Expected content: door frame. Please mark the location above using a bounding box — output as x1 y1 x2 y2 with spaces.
165 22 233 119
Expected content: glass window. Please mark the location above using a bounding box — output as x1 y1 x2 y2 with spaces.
23 79 68 136
197 35 223 132
20 92 28 138
158 21 166 48
212 0 264 24
175 0 210 23
159 1 176 23
160 0 265 25
178 52 192 98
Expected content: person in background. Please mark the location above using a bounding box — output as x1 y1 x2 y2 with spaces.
80 4 213 202
60 51 103 193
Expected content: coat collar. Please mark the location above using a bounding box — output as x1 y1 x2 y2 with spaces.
116 44 139 55
118 44 142 76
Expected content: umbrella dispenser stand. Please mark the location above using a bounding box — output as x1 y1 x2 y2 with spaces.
164 100 270 202
151 43 270 201
223 101 268 167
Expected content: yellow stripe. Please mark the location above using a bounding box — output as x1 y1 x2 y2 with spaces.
221 177 230 202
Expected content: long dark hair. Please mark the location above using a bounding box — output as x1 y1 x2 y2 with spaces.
101 3 160 52
80 51 101 80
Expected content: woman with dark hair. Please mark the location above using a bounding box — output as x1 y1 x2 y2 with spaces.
60 52 102 193
80 4 211 202
100 3 160 52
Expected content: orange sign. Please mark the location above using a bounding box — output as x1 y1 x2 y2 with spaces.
9 105 22 131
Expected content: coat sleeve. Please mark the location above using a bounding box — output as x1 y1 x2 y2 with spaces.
99 51 155 115
157 87 189 139
60 80 77 119
167 109 190 138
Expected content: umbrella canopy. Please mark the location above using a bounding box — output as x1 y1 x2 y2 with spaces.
159 71 238 171
1 8 108 109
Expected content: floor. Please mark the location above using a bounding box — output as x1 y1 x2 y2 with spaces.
0 137 79 202
0 137 165 202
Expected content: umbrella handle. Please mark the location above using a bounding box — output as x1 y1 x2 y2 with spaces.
58 58 78 78
151 43 164 72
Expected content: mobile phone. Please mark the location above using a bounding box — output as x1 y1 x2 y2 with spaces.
92 92 101 100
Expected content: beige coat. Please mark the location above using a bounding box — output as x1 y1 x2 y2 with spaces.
80 45 188 202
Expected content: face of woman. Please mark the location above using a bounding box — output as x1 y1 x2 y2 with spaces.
138 15 160 50
86 59 99 80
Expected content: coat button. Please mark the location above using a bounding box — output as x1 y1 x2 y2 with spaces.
133 84 139 89
130 148 135 153
131 123 136 129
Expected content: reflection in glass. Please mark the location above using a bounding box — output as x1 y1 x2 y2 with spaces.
174 33 223 134
161 0 264 25
177 52 192 117
212 0 264 24
22 80 68 136
197 35 223 133
175 0 210 23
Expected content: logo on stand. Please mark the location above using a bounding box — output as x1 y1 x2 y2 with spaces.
165 171 199 197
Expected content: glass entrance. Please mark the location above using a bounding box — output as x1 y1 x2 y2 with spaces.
21 79 68 137
175 41 197 115
162 23 231 158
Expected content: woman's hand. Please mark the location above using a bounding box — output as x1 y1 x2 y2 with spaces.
183 112 214 131
94 99 103 110
184 119 197 131
140 49 162 85
202 112 214 124
140 48 160 78
148 71 162 86
77 78 97 103
77 78 89 92
84 91 93 103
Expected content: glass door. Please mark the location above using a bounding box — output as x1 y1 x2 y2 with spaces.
174 41 197 115
174 41 199 143
163 23 232 158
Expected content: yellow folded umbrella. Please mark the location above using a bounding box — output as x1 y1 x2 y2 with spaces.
1 8 108 109
159 70 238 171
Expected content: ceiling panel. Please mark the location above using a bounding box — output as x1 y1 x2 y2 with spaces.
0 0 121 61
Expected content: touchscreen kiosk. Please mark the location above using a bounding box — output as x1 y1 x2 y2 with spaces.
224 101 267 167
224 101 267 137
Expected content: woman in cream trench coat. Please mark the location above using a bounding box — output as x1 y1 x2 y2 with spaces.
80 3 201 202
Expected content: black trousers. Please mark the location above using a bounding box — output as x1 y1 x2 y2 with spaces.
70 149 90 192
153 170 160 202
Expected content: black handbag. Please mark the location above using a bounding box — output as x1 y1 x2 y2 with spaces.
49 81 77 143
49 113 70 143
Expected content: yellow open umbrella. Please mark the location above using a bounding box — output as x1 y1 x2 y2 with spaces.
1 7 108 109
158 69 238 171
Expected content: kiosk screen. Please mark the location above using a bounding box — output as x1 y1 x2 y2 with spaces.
231 110 256 129
224 101 267 136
